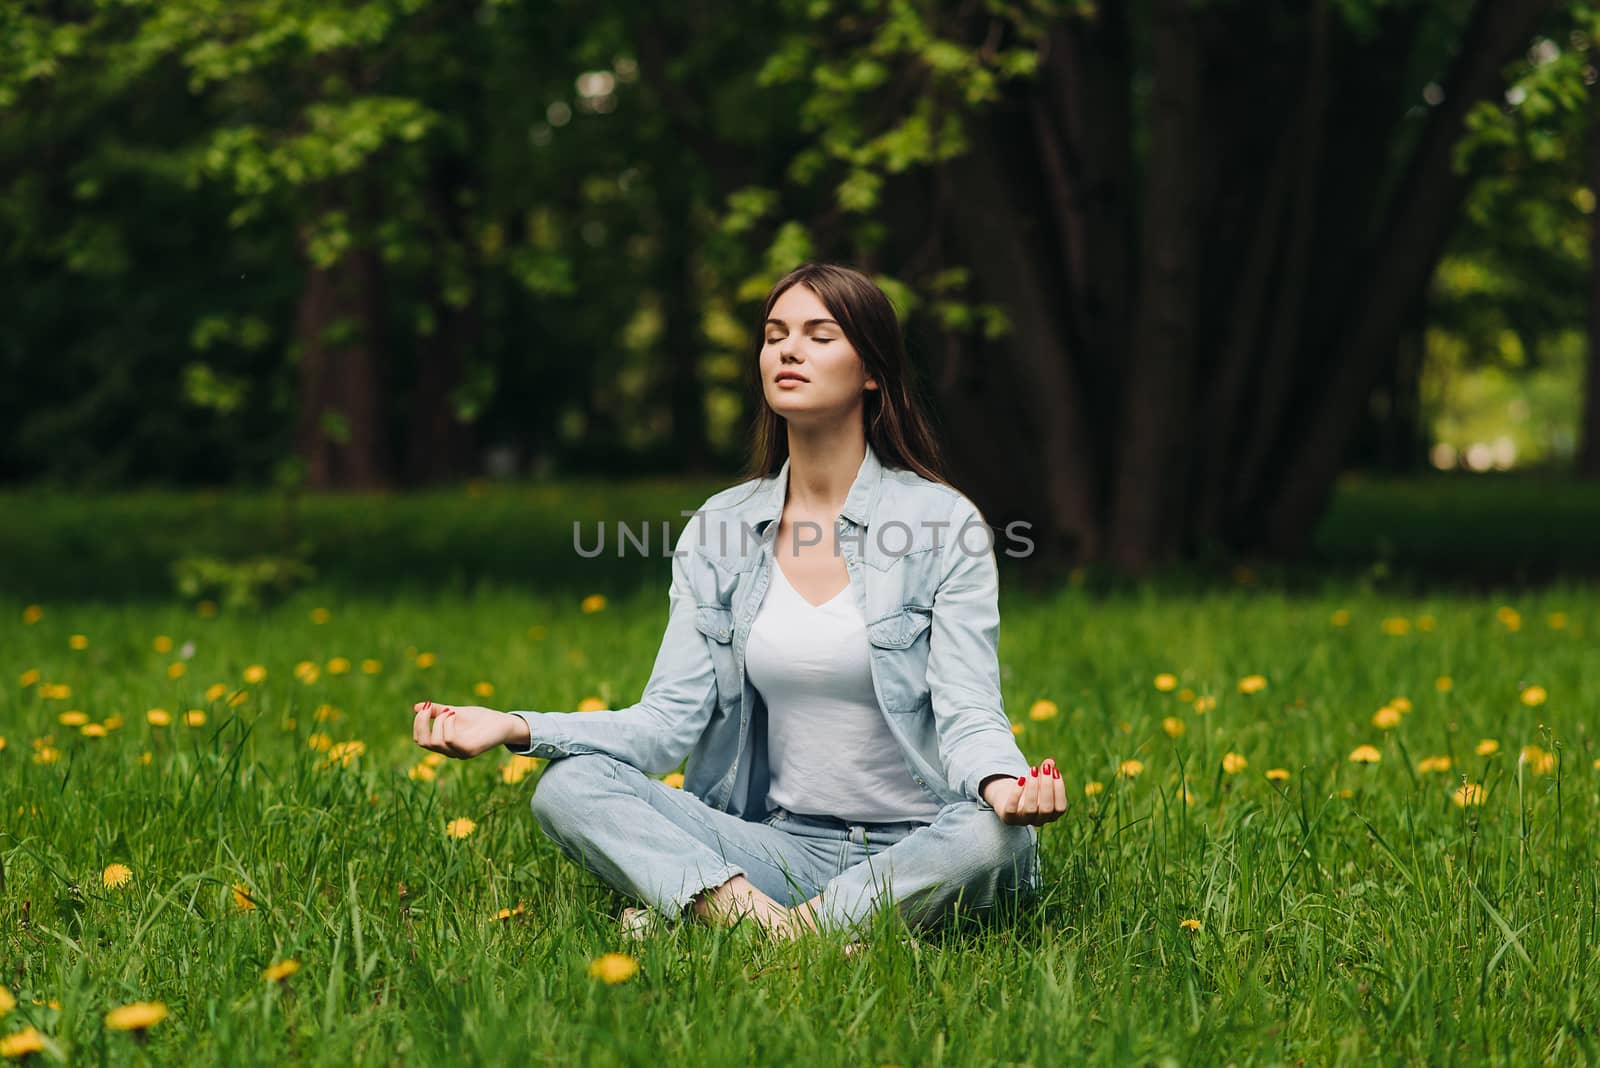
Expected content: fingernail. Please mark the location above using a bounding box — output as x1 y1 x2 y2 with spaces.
1030 767 1038 777
1053 768 1061 779
1017 776 1027 786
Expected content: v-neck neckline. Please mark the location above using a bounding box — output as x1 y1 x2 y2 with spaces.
771 556 851 611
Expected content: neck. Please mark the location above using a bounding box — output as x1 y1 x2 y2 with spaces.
783 423 866 517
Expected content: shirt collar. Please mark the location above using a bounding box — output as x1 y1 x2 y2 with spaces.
753 440 884 534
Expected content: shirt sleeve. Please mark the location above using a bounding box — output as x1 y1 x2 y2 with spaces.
501 515 721 775
925 494 1032 802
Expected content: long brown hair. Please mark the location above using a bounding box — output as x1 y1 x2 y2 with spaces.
738 262 950 488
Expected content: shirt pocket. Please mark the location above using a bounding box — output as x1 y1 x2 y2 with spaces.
866 606 933 713
693 603 739 709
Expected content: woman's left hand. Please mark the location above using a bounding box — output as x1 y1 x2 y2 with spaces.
982 757 1067 826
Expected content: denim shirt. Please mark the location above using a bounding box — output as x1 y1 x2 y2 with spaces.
504 441 1032 820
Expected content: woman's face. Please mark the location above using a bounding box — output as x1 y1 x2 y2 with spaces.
759 284 878 425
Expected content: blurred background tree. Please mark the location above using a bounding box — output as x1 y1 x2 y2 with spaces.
2 0 1596 570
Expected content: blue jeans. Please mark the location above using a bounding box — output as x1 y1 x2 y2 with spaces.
527 752 1042 936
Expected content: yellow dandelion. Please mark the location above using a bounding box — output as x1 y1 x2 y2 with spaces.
662 772 685 789
1161 716 1186 738
1416 615 1436 632
1389 697 1412 713
500 755 541 784
1084 781 1104 797
184 709 206 727
227 689 248 708
1348 745 1382 764
587 952 638 984
58 710 89 727
204 683 227 702
1475 738 1499 756
1265 768 1290 783
1452 783 1487 808
1592 758 1600 771
21 605 43 624
232 883 256 910
293 660 319 683
313 704 340 722
577 696 608 713
1520 685 1547 707
580 594 608 614
324 740 365 768
306 733 332 752
32 746 60 765
1178 786 1196 805
1519 745 1556 775
1177 687 1195 702
0 1027 46 1058
1435 676 1453 693
1010 723 1024 735
196 599 218 618
414 653 436 669
361 659 382 675
309 607 331 624
151 635 172 653
1495 605 1521 630
42 683 71 699
0 985 13 1014
421 752 447 768
499 754 544 789
104 1001 167 1032
1028 699 1058 721
1330 609 1350 627
68 634 88 650
167 662 186 679
138 751 151 766
262 959 300 982
1237 674 1267 695
1380 617 1410 636
1153 674 1177 692
1179 918 1201 932
474 681 495 698
80 723 107 739
492 903 526 921
326 657 351 675
1221 752 1247 774
408 763 438 783
18 669 40 688
0 737 6 753
1193 695 1216 713
1416 755 1452 774
1117 759 1144 779
102 863 133 889
1371 705 1402 730
1547 611 1568 630
446 817 477 839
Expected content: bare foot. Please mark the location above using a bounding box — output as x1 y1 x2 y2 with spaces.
690 875 802 939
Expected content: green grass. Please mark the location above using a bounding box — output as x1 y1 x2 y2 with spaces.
1 478 1598 1064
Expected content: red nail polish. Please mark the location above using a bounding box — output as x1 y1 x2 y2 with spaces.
1017 776 1027 786
1030 767 1038 776
1053 768 1061 779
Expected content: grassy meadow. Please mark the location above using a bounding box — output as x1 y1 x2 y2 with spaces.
1 476 1598 1065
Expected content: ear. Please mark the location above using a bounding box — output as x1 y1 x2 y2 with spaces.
863 378 879 391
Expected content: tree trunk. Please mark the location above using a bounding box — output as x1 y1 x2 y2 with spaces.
1260 0 1553 553
293 198 390 491
1582 78 1600 479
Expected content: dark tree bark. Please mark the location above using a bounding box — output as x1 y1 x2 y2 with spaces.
293 197 390 491
924 0 1552 571
1582 77 1600 479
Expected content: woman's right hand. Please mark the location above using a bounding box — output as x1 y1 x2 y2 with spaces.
412 700 518 759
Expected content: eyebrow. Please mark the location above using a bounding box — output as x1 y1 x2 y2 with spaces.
764 318 839 329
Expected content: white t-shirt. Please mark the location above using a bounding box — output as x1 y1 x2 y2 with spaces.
744 559 944 824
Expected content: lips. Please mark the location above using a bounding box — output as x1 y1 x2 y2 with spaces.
775 372 808 383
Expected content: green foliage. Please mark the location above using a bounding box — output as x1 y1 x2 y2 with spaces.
170 547 317 610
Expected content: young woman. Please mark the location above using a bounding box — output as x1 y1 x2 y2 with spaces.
410 262 1067 944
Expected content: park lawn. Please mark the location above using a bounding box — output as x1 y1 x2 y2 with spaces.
2 561 1596 1065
